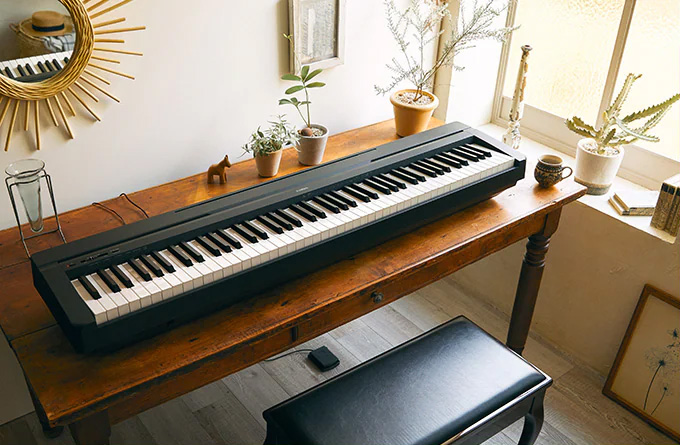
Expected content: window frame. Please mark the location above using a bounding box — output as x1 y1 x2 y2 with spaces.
491 0 679 189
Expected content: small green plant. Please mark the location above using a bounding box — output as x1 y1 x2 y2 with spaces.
566 73 679 155
279 34 326 130
242 115 299 157
375 0 516 103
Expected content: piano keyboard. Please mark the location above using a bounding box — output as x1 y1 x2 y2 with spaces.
69 144 513 325
31 122 526 352
0 50 72 82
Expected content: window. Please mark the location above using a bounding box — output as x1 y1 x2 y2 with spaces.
492 0 680 188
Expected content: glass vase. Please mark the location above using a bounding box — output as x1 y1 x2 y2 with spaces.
5 159 46 233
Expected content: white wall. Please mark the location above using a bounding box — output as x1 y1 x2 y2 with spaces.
0 0 437 231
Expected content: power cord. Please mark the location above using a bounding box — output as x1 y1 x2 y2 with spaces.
92 193 149 224
264 349 314 362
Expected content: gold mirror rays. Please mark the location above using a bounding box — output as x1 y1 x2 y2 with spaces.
0 0 144 151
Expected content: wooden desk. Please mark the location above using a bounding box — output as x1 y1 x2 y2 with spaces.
0 120 585 445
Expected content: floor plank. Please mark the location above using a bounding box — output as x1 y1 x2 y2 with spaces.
1 282 676 445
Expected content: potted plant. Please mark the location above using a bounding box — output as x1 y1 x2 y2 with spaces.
280 34 328 166
242 115 300 178
375 0 515 137
566 73 679 195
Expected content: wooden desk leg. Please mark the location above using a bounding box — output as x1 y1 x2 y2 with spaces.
507 209 562 355
68 410 111 445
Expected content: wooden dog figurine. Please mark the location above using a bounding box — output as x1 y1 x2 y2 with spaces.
207 155 232 184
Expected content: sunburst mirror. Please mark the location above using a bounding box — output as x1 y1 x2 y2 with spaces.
0 0 144 151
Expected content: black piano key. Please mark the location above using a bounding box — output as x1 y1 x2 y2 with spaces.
300 201 326 218
4 67 14 79
457 146 485 160
45 60 55 71
377 174 406 190
289 204 317 222
37 61 46 73
417 159 444 175
350 183 379 199
97 269 121 293
109 264 133 288
232 225 259 243
25 64 35 75
267 212 293 230
312 197 340 214
362 178 391 195
425 158 452 173
450 148 479 162
151 251 176 272
256 216 284 234
322 193 349 210
128 258 151 281
409 163 438 178
371 176 399 192
243 221 269 240
140 254 165 276
341 186 371 203
52 59 62 70
464 144 492 158
206 232 232 252
196 236 222 256
179 241 205 262
64 57 70 64
434 153 462 168
216 229 243 248
16 65 27 77
444 151 469 166
328 191 356 207
391 168 419 185
167 245 192 267
275 209 302 228
78 276 101 299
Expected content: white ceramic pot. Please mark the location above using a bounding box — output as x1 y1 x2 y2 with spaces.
574 138 624 195
297 124 328 166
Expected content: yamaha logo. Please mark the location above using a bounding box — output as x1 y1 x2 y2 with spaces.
296 187 309 192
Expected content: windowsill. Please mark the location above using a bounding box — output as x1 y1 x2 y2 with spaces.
480 123 677 244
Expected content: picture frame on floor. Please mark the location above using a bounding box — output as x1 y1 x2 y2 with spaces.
604 284 680 442
287 0 345 73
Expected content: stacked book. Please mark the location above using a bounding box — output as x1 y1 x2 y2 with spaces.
650 174 680 236
609 190 658 216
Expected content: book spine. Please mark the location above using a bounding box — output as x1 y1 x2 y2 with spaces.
651 183 672 228
613 194 630 212
665 188 680 236
609 197 627 215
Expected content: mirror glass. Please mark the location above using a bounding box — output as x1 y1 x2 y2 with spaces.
0 0 76 83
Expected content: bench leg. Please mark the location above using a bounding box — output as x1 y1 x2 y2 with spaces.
68 410 111 445
518 392 545 445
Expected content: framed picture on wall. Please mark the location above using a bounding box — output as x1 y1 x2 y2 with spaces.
603 284 680 441
288 0 345 73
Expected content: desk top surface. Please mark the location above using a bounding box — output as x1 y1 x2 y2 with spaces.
0 119 585 425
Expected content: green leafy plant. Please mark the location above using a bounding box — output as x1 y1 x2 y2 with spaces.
566 73 680 155
242 115 300 157
279 34 326 130
375 0 516 103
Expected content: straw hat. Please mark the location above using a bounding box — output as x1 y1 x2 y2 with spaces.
19 11 74 37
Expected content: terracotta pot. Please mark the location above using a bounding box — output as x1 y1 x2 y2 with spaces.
297 124 329 166
574 138 624 195
390 89 439 137
255 150 283 178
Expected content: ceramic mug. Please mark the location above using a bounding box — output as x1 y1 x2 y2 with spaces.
534 155 573 188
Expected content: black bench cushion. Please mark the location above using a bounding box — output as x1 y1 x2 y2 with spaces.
263 316 549 445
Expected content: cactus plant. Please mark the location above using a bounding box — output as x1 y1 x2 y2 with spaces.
566 73 679 155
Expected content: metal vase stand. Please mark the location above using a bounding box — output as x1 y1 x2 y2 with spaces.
5 170 66 257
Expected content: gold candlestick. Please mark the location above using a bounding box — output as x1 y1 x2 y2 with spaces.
504 45 532 150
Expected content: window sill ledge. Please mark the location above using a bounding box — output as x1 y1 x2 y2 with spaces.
480 123 677 245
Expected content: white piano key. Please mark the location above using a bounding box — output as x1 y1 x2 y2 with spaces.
119 264 153 308
72 279 108 325
122 263 161 306
87 274 121 319
159 250 195 291
91 273 130 316
108 271 142 312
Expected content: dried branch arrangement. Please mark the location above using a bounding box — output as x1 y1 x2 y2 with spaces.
0 0 145 151
566 73 679 155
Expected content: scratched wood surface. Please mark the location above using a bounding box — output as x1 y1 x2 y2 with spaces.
0 119 586 429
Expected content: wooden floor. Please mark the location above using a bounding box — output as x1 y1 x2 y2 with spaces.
1 277 676 445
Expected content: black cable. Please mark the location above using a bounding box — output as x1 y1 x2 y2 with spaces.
264 349 314 362
92 201 125 225
120 193 149 218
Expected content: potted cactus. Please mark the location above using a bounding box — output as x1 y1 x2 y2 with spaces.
375 0 514 137
242 115 299 178
280 34 328 166
566 74 679 195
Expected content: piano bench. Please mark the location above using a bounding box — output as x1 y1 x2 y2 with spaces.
262 316 552 445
